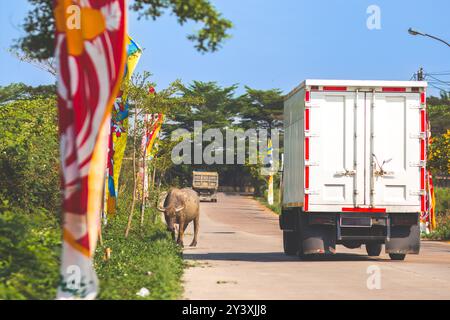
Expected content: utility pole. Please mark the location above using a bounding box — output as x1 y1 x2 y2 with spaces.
417 67 424 81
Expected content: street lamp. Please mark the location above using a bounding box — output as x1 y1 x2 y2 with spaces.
408 28 450 47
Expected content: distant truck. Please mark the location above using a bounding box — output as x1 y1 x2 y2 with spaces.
280 80 429 261
192 171 219 202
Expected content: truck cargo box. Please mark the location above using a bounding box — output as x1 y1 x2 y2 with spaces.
283 80 428 213
280 80 428 260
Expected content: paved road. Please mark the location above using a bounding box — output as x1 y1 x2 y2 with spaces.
182 193 450 300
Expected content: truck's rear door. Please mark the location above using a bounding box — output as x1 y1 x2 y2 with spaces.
368 92 422 211
308 90 366 210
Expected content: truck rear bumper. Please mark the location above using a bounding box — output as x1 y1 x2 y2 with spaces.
280 209 420 255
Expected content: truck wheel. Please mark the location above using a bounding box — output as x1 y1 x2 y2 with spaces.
365 243 382 257
389 253 406 261
283 231 299 256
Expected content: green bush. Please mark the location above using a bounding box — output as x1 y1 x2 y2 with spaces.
423 188 450 240
435 187 450 215
0 96 60 212
0 202 61 299
423 214 450 241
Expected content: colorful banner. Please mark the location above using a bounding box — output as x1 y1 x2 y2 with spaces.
106 36 142 215
137 113 165 200
54 0 127 299
266 139 274 205
142 113 165 160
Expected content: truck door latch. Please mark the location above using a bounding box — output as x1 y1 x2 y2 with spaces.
335 169 356 177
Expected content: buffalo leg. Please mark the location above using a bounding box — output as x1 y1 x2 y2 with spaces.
190 216 199 247
177 218 185 247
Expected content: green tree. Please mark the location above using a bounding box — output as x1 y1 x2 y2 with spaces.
0 92 59 212
428 95 450 137
234 87 284 130
0 83 55 105
175 81 237 131
428 130 450 176
14 0 233 61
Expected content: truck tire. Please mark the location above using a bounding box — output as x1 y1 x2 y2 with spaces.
365 243 382 257
389 253 406 261
283 231 299 256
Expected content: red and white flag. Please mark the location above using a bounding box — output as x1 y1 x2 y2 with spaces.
54 0 127 299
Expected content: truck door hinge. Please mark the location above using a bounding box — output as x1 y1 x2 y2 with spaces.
409 105 425 110
409 133 426 140
410 190 426 196
305 132 320 138
409 161 426 168
305 160 320 167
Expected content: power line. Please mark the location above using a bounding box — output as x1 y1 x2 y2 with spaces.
425 70 450 75
426 75 450 85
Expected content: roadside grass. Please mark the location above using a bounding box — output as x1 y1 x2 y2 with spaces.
422 214 450 241
95 207 184 300
0 200 184 300
256 186 282 215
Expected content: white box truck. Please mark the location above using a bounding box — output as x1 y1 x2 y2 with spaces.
280 80 428 260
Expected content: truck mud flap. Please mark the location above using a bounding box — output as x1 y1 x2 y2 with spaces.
279 208 299 231
300 214 336 255
301 226 336 254
385 224 420 255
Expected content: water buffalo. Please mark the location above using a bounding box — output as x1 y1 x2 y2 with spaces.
158 188 200 247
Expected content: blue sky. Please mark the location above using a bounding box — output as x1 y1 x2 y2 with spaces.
0 0 449 96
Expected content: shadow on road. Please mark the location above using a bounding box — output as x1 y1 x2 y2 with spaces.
183 251 384 263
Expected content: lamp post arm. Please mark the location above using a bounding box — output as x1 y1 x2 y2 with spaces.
424 33 450 47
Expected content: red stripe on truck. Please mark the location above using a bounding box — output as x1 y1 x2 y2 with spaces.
420 168 425 190
420 110 426 132
342 208 386 213
305 137 310 160
421 92 426 104
305 90 311 103
382 87 406 92
305 166 310 189
421 195 426 212
323 86 347 91
420 139 425 161
305 108 310 131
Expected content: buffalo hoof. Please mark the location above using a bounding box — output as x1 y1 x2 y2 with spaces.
190 240 197 247
177 240 184 248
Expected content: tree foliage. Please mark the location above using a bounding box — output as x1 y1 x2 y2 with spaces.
174 81 237 132
0 89 59 212
427 96 450 176
429 130 450 176
14 0 232 61
0 83 55 105
234 87 284 130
